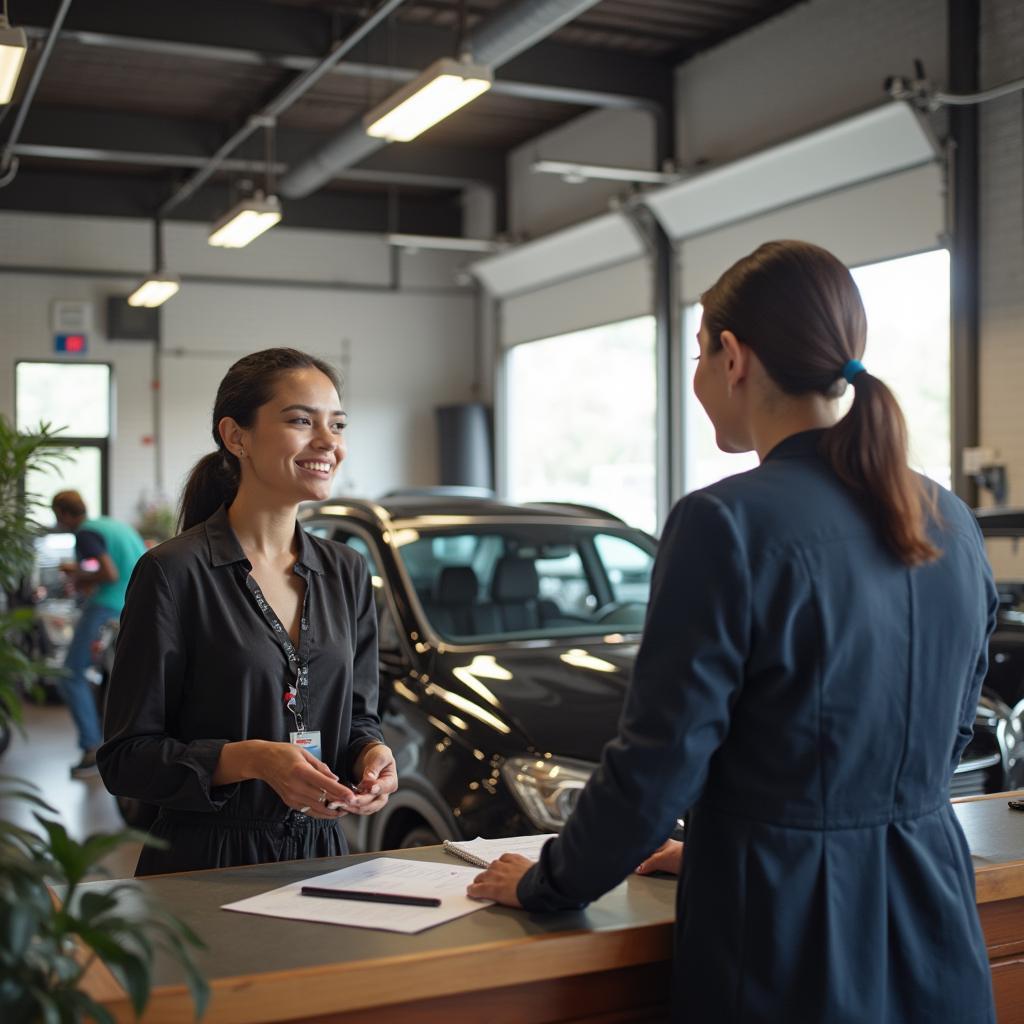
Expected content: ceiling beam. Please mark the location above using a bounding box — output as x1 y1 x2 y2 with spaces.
0 165 464 235
14 3 669 110
13 106 504 190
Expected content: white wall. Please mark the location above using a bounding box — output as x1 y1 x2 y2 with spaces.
674 0 947 167
507 107 658 238
0 212 476 522
978 0 1024 510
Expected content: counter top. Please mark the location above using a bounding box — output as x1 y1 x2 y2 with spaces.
79 792 1024 1022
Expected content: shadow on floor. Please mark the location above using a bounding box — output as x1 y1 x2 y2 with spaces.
0 701 142 879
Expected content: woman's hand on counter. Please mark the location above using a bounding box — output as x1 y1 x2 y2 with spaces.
466 853 531 907
635 839 684 876
346 742 398 815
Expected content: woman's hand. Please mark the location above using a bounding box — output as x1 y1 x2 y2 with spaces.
466 853 532 907
216 740 368 819
635 839 684 876
343 742 398 815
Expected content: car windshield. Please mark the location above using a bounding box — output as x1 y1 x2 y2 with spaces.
394 522 656 642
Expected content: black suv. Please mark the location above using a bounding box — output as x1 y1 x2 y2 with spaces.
299 493 1020 851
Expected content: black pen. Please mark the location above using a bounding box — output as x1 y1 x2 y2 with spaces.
299 886 441 907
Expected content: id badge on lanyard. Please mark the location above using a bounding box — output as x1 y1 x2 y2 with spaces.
285 662 319 761
289 729 323 761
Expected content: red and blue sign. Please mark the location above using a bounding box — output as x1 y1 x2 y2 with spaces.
55 334 87 353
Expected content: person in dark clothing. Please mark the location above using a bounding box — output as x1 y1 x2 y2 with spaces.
468 241 997 1024
99 348 397 875
52 490 147 778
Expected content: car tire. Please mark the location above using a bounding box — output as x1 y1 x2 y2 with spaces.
398 823 443 849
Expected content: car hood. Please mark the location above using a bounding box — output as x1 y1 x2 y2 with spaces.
431 640 639 762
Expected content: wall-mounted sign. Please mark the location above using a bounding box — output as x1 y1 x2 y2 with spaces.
51 300 93 334
55 333 87 353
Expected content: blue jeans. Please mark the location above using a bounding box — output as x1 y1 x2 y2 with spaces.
58 601 113 751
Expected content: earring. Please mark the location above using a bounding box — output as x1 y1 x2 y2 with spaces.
237 447 246 459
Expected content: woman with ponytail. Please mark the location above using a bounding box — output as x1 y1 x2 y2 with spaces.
470 242 997 1023
99 348 397 875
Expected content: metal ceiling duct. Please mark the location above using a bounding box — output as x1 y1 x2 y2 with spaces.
280 0 602 200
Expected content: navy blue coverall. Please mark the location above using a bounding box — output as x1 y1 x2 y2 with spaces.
518 430 997 1024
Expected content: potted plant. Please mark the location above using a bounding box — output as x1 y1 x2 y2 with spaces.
0 416 208 1021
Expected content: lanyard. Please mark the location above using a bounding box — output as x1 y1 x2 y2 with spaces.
243 565 313 732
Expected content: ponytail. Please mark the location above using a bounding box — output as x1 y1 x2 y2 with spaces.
820 373 939 566
700 240 940 567
177 450 239 533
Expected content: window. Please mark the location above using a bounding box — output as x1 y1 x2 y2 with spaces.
505 316 657 533
594 533 654 605
16 362 112 524
682 248 951 492
397 524 656 641
304 524 402 653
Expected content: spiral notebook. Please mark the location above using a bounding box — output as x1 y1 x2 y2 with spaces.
442 833 557 869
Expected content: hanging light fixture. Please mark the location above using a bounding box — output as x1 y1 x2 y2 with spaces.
208 191 282 248
0 7 28 105
127 273 180 308
208 121 282 248
364 57 492 143
127 218 179 308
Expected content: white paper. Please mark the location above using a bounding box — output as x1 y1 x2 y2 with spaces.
444 833 557 867
221 857 489 934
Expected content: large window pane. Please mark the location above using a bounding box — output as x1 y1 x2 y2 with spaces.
506 316 657 533
850 249 950 488
683 248 951 492
16 362 111 438
25 446 103 528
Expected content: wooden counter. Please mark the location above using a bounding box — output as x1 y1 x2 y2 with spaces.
81 792 1024 1023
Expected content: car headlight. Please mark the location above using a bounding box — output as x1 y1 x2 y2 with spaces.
501 756 594 831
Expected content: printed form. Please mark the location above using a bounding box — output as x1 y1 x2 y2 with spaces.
222 857 489 934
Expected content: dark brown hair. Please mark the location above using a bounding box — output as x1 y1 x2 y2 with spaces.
178 348 342 533
700 240 939 566
52 490 87 520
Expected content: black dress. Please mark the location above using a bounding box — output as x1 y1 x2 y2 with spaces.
98 505 383 875
518 431 997 1023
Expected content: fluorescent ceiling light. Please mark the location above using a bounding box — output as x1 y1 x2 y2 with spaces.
127 273 180 308
387 233 502 254
208 192 282 248
0 19 27 104
531 160 679 186
364 57 492 143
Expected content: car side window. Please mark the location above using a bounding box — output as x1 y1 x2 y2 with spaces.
534 547 595 615
305 524 402 653
593 533 654 604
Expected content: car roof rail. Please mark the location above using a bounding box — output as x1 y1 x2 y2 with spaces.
522 500 624 523
378 486 496 500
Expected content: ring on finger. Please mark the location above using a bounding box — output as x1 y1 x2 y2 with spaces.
318 787 328 804
298 805 311 814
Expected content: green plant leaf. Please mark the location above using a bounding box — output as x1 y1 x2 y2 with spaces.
74 924 152 1016
0 900 41 959
76 890 121 924
64 986 118 1024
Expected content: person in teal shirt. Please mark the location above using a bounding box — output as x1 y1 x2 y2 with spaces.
52 490 147 778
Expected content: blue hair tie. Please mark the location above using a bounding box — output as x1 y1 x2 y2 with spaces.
842 359 867 384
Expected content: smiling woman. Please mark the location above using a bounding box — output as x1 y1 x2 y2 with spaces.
98 348 398 876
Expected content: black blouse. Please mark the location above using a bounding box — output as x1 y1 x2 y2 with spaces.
98 505 383 874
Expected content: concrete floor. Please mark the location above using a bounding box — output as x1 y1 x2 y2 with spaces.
0 701 142 878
